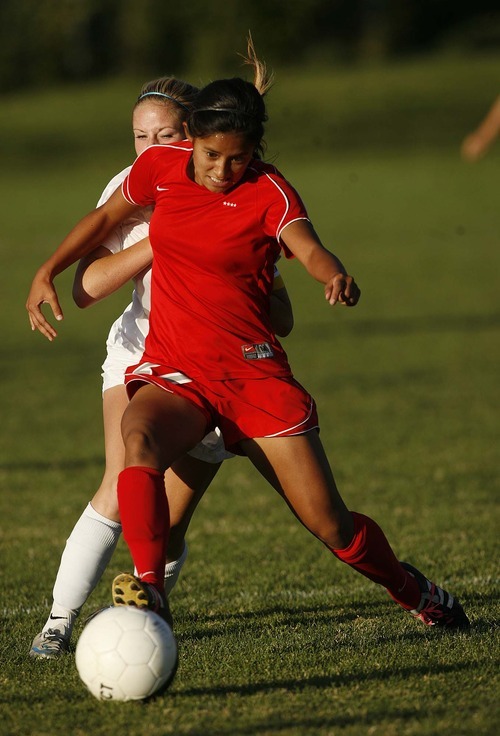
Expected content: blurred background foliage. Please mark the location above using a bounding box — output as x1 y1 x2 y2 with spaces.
1 0 499 92
0 0 498 175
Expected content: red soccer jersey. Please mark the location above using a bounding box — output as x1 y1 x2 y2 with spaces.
122 141 310 380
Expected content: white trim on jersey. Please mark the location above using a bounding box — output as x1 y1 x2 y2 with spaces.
249 165 311 242
263 397 316 438
122 143 192 205
279 216 310 241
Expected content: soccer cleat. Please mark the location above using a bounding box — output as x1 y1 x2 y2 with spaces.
112 573 173 629
400 562 470 630
29 629 70 659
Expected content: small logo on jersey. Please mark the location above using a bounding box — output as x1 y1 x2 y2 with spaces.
241 342 274 360
223 201 237 207
156 185 169 191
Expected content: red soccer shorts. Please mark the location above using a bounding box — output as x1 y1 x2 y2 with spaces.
124 361 319 452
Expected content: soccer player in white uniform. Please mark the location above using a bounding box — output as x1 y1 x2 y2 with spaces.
29 75 294 658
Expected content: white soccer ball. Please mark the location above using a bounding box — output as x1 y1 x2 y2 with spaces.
75 606 177 702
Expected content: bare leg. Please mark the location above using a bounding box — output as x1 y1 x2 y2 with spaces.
166 456 221 562
50 386 129 611
121 384 208 469
118 385 208 588
241 432 354 548
90 385 128 519
29 386 129 657
241 432 422 609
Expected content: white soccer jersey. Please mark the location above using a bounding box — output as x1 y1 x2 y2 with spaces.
98 167 152 357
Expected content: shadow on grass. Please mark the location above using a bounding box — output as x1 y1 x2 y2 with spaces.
178 601 380 641
174 659 469 701
174 708 446 736
176 599 481 644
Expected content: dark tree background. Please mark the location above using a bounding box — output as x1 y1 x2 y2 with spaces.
1 0 499 92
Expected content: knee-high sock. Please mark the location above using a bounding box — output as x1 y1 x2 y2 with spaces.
52 502 122 615
332 512 421 610
117 466 169 590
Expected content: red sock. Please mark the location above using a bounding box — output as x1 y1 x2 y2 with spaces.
117 466 169 591
331 512 421 610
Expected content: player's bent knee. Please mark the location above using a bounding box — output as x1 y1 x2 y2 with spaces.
123 428 161 467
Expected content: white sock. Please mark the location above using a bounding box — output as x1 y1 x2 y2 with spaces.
45 503 122 635
42 601 78 638
164 541 188 596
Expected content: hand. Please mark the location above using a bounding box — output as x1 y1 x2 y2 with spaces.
325 273 360 307
461 133 487 162
26 271 63 341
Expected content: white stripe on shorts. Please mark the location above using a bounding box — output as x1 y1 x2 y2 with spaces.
131 362 192 384
263 397 316 438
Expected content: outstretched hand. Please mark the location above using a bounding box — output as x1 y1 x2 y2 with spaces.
26 271 63 341
325 273 360 307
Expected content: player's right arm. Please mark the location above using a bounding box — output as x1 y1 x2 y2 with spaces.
73 237 153 308
26 188 139 340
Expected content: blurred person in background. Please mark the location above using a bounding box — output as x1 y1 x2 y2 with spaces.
461 95 500 161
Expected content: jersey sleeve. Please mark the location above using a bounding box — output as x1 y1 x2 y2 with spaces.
122 147 158 207
96 167 132 207
96 167 133 254
258 166 310 259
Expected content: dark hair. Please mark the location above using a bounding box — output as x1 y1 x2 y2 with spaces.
134 77 199 122
185 35 273 157
186 78 266 152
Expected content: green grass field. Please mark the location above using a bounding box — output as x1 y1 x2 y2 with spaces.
0 54 499 735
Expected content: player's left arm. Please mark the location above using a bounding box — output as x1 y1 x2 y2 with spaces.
280 219 360 307
26 188 139 339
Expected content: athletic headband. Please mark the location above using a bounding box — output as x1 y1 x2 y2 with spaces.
138 91 190 112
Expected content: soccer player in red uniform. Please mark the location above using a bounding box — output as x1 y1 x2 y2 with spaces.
27 51 469 631
28 69 295 659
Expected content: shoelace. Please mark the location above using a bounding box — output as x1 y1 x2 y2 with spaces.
37 629 67 650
